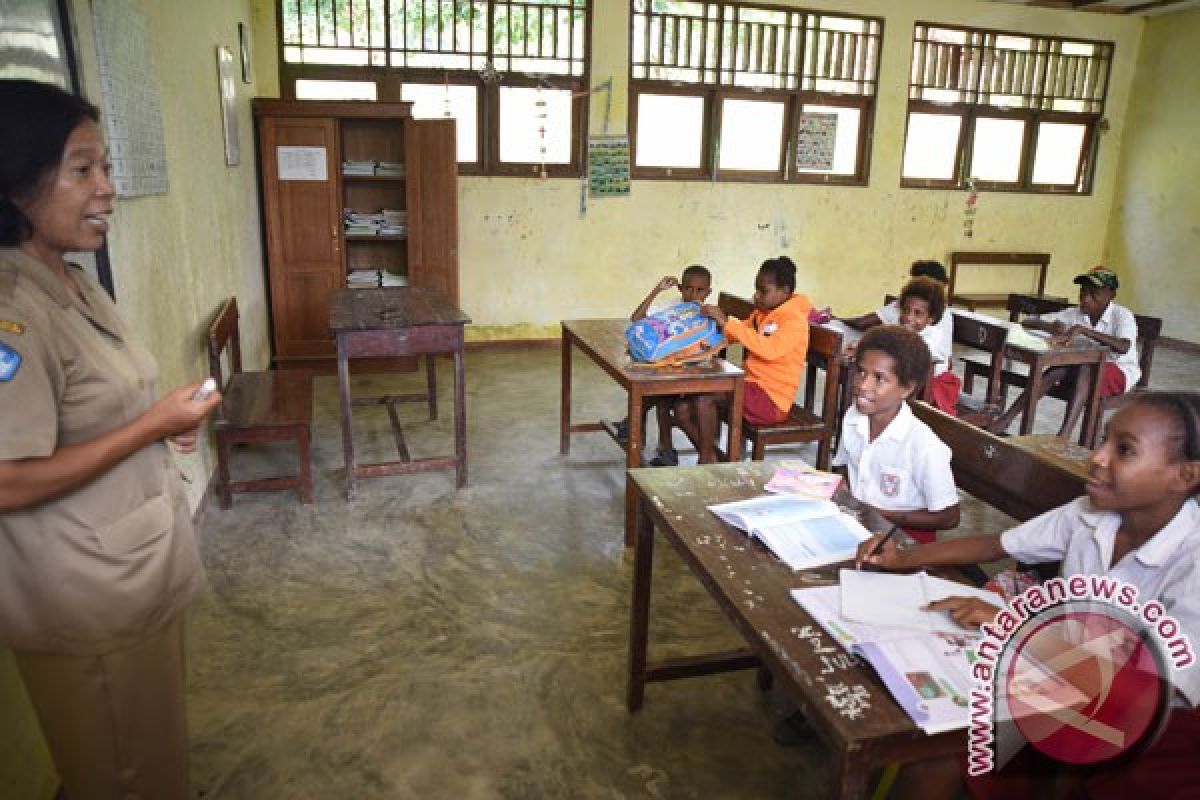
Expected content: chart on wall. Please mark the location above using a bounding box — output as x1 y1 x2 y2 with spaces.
90 0 168 197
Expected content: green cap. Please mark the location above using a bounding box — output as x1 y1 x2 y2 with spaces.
1074 266 1119 290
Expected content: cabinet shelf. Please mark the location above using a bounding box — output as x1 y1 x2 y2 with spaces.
342 174 406 183
345 233 407 241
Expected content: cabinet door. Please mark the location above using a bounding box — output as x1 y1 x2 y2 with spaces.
259 116 342 361
405 118 459 304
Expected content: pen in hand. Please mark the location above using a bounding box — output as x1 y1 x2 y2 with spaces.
858 523 900 571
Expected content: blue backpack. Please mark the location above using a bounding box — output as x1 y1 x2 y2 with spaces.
625 302 725 365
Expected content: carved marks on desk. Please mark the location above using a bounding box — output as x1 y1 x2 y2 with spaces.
773 624 874 720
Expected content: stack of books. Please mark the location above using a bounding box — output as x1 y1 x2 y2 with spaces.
343 209 384 236
348 269 382 288
380 271 408 287
342 160 375 176
375 161 405 177
380 208 407 237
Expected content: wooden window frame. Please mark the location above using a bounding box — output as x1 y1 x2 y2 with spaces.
628 1 882 186
277 1 591 178
902 21 1111 195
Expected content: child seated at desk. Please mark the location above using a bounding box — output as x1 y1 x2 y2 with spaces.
990 265 1139 439
615 264 712 458
841 259 954 363
857 390 1200 800
897 276 961 416
834 325 961 545
656 256 811 466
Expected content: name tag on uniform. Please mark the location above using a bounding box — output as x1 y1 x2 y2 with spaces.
0 342 21 382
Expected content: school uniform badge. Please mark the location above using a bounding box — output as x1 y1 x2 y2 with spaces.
762 322 779 335
0 341 21 382
879 472 900 498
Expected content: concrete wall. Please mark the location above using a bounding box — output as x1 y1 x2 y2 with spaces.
1 1 269 794
258 0 1147 340
1104 8 1200 344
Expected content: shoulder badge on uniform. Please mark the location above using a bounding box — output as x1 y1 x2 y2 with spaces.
0 341 21 382
0 319 25 335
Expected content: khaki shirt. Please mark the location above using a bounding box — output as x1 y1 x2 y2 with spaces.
0 248 205 655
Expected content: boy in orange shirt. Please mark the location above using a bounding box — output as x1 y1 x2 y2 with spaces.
654 256 811 465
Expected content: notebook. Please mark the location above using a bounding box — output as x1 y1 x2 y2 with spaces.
707 494 872 571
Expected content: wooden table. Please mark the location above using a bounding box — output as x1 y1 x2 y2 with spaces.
560 318 745 546
626 462 963 800
1009 434 1091 482
1003 336 1107 447
329 288 471 499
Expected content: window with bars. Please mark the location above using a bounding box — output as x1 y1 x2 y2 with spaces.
901 23 1113 194
629 1 882 184
279 0 589 176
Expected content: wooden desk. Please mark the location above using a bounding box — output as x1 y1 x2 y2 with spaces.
912 401 1086 522
560 319 745 546
1003 336 1107 447
626 463 963 800
329 288 471 499
1009 434 1091 482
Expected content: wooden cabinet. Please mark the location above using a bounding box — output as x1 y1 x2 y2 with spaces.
253 99 458 367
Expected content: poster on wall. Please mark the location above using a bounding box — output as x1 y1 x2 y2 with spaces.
588 134 631 198
91 0 168 197
795 112 838 172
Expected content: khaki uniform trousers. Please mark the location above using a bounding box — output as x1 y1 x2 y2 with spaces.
14 616 189 800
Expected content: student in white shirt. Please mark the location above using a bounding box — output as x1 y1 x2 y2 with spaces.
834 325 960 544
896 276 961 415
856 390 1200 800
841 259 954 359
991 265 1139 439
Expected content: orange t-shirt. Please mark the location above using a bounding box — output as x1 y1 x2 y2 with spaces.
723 293 812 413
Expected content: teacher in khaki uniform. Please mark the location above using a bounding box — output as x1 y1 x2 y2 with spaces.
0 80 221 798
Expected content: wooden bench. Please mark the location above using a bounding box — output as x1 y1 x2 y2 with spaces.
208 297 314 508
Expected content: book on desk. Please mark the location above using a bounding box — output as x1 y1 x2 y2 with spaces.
792 570 1005 735
707 494 872 571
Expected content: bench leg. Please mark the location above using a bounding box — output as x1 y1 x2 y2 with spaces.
216 434 233 510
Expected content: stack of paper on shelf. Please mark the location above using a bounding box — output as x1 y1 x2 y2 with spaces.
348 269 382 288
343 209 384 235
342 160 376 176
375 161 405 177
707 494 871 570
791 570 1006 734
380 271 407 287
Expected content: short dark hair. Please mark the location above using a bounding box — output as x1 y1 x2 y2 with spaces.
909 260 948 285
899 276 947 324
758 255 796 293
0 80 100 246
1124 391 1200 463
681 264 711 285
856 325 931 388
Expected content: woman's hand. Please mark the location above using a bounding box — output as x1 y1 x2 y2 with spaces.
701 304 727 324
147 382 221 443
924 596 1000 629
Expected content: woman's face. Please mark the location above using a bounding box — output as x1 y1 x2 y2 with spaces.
15 119 113 262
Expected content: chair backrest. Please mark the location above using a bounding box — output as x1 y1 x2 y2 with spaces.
207 297 243 390
805 322 844 421
1132 313 1162 389
717 291 754 320
1006 292 1068 322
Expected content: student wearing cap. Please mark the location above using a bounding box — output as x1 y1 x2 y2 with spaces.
990 266 1139 439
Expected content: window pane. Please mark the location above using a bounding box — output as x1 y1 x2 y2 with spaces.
295 79 377 101
970 117 1025 183
498 87 572 164
719 98 784 171
635 93 704 169
1033 122 1087 185
902 112 962 180
401 83 479 163
794 104 861 176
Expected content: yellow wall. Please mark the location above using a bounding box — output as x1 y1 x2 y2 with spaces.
1 1 270 792
1104 8 1200 343
438 1 1145 338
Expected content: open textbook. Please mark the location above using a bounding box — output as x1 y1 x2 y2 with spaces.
707 494 872 570
791 582 982 735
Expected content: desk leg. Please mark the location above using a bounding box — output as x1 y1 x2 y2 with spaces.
626 496 655 712
454 346 467 488
1079 361 1103 448
624 390 644 548
1020 364 1043 436
727 379 744 461
426 354 438 421
832 749 872 800
336 336 357 501
560 330 572 456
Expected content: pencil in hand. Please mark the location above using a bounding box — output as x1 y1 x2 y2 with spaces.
857 524 900 571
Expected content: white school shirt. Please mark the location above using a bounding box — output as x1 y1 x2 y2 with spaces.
1039 301 1140 388
918 324 951 377
832 402 960 513
1002 496 1200 707
877 300 954 367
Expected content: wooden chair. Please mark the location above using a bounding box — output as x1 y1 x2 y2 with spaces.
208 297 314 508
716 293 845 469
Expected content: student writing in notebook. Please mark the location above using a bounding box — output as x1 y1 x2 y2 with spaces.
856 391 1200 800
